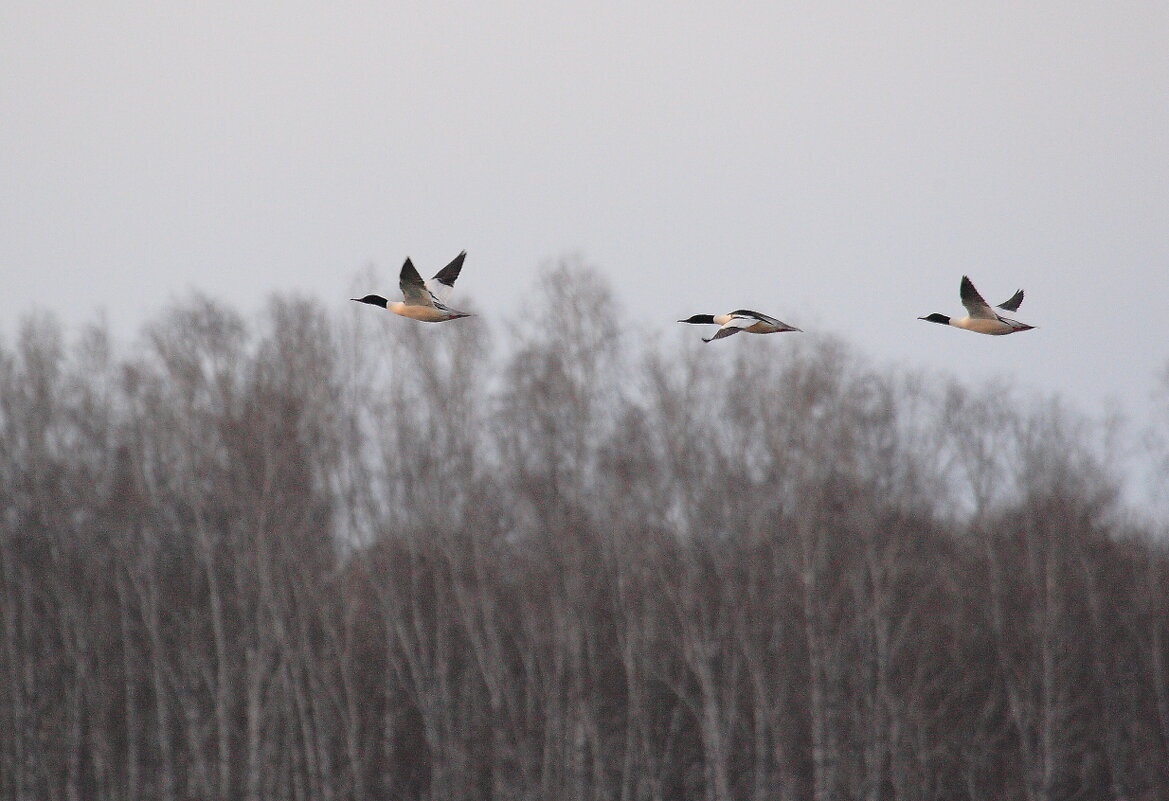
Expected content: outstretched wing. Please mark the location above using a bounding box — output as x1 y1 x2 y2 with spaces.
728 309 780 326
427 251 466 305
959 275 996 320
705 316 756 342
704 327 742 342
399 258 435 307
997 288 1024 312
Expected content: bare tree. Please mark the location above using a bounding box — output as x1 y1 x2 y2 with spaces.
2 267 1167 801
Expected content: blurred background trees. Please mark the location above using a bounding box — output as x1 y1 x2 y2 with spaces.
1 262 1167 800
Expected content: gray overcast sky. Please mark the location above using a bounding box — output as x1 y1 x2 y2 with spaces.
3 1 1168 428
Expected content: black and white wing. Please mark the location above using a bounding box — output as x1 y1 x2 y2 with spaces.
959 276 997 320
730 309 780 326
399 258 435 308
427 251 466 305
996 288 1024 312
704 315 755 342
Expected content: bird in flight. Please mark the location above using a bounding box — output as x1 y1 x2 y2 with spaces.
678 309 802 342
352 251 472 322
919 275 1033 335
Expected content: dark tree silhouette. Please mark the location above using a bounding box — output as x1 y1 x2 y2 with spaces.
0 266 1166 800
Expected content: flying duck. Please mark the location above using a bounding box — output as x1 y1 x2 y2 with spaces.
678 310 802 342
919 276 1034 335
352 251 472 322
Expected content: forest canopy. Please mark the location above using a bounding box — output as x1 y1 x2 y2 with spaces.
1 262 1168 801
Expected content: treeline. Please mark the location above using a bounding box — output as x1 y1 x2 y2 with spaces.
1 264 1167 801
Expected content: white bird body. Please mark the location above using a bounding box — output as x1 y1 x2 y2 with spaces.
920 276 1034 335
383 299 466 322
352 252 472 322
947 315 1026 335
679 309 801 342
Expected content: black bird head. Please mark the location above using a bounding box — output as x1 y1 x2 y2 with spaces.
351 294 389 308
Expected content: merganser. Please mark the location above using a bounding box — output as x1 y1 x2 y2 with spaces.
919 276 1034 335
678 309 802 342
352 252 472 322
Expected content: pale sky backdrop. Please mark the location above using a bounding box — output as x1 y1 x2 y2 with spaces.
3 2 1169 463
